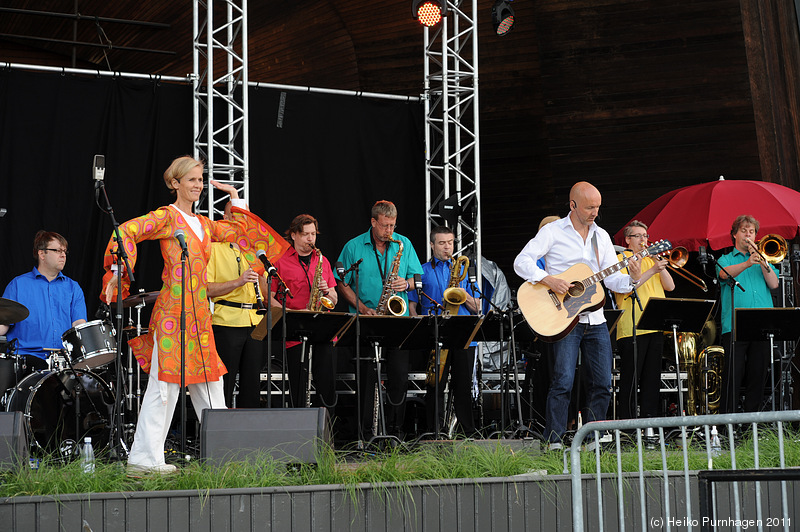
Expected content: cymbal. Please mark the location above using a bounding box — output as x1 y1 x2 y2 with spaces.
0 297 29 325
122 291 160 309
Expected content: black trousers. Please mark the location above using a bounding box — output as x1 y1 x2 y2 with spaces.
426 347 477 435
212 325 265 408
720 333 769 413
617 333 663 419
285 343 338 416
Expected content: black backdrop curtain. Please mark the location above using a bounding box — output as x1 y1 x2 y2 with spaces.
0 69 425 318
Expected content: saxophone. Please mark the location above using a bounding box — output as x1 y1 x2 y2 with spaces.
425 255 469 386
307 245 334 311
376 236 407 316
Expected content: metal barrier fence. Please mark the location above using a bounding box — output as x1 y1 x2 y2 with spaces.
569 410 800 531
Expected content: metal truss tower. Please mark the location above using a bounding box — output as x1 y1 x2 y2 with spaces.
193 0 249 218
423 1 481 273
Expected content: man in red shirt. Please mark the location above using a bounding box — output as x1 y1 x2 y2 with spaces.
270 214 339 415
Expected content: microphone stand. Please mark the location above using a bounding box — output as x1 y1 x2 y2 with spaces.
418 290 446 439
95 179 135 461
179 242 188 458
706 253 745 415
625 283 643 420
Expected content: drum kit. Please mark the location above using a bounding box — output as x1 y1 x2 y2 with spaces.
0 290 159 459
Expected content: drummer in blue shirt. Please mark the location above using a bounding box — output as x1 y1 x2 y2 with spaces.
0 230 87 374
408 225 481 437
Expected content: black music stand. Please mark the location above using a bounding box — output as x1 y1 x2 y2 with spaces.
735 308 800 411
402 314 484 439
637 297 715 417
334 316 422 444
605 308 624 334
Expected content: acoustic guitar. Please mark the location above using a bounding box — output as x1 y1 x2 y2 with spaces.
517 240 672 342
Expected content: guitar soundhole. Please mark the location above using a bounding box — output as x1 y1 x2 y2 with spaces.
567 282 584 298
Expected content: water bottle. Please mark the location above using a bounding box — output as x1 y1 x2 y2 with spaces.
709 426 722 469
81 437 95 474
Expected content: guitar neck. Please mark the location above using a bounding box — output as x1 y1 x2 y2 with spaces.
581 249 646 287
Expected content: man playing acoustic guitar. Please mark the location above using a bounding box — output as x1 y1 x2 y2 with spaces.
514 182 642 451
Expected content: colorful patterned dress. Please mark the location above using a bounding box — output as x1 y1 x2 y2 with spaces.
101 206 288 385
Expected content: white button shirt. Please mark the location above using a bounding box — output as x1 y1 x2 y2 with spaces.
514 216 634 325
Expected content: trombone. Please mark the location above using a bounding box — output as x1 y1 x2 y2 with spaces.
662 247 708 292
745 234 788 264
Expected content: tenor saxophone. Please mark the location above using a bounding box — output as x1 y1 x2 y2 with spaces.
307 245 334 311
425 255 469 386
376 236 406 316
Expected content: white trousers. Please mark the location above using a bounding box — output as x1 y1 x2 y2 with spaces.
128 342 227 467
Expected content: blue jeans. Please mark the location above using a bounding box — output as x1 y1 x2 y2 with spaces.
545 322 613 443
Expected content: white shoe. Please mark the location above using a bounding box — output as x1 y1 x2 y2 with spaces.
547 441 563 452
127 463 178 477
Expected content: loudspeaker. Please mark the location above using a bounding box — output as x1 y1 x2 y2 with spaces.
200 408 331 465
0 411 28 470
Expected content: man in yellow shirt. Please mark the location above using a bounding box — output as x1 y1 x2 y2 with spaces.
208 202 269 408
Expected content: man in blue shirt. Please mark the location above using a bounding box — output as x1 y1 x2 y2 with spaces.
336 200 423 439
0 230 87 374
409 225 481 437
716 215 779 414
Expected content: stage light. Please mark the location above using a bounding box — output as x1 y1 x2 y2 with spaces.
492 0 515 36
413 1 445 28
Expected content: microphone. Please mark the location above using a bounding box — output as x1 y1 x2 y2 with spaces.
335 261 345 279
698 246 708 275
93 154 106 182
792 244 800 264
173 229 188 254
468 263 477 285
256 249 278 276
414 273 423 298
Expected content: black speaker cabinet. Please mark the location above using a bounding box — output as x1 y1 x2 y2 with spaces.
0 411 28 470
200 408 331 465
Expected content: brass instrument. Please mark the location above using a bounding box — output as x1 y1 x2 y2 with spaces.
376 236 407 316
662 246 708 292
674 320 723 415
746 234 787 264
307 245 334 311
425 255 470 386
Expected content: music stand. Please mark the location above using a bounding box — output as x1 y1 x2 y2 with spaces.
334 316 422 442
604 308 624 334
637 297 715 417
735 308 800 411
402 314 484 439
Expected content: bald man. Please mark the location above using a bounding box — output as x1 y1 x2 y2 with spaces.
514 182 640 450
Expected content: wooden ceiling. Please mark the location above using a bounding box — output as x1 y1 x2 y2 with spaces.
2 0 799 284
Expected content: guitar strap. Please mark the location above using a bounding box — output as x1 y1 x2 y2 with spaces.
591 232 601 270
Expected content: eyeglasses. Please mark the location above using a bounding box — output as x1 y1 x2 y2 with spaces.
43 248 68 255
376 222 397 231
628 234 649 240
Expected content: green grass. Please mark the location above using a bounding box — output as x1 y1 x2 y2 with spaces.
2 427 800 499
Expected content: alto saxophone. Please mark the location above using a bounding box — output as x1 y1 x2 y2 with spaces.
307 245 334 311
426 255 469 386
376 236 407 316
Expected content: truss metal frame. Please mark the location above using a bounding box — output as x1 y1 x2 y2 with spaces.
423 1 482 275
192 0 249 218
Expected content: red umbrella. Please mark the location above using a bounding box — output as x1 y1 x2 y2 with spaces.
614 178 800 251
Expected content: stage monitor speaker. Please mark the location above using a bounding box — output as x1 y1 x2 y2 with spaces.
200 408 331 466
0 411 28 470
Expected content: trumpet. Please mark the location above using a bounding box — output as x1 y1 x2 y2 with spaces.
661 247 708 292
745 234 787 264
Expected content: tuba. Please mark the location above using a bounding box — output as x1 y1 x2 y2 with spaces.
376 236 407 316
307 245 334 311
674 319 724 415
425 255 470 386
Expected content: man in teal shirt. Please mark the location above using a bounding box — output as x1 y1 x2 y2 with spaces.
716 215 779 414
336 200 423 439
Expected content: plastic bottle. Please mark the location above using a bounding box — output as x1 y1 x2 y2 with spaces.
81 437 95 474
710 426 722 459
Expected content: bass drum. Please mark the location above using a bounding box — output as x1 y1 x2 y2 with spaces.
7 370 115 456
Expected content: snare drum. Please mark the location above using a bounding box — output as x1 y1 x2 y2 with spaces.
62 320 117 370
6 369 114 455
